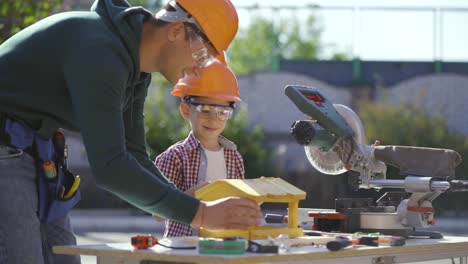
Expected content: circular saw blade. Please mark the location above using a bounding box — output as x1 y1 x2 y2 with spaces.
305 104 366 175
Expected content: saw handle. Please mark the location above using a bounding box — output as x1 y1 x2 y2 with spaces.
284 85 354 139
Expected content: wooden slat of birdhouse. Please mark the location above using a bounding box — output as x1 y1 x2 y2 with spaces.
248 178 285 196
268 178 306 198
226 180 262 197
229 178 306 200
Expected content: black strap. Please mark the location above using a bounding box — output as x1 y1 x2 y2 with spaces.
0 113 11 146
0 113 35 157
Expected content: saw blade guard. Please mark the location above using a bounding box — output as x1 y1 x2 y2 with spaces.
305 104 366 175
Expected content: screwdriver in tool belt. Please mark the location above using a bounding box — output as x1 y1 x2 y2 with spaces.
43 160 57 179
53 131 67 168
63 175 80 200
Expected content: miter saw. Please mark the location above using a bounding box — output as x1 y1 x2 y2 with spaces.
277 85 468 238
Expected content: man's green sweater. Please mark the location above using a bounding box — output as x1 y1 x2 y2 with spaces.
0 0 200 224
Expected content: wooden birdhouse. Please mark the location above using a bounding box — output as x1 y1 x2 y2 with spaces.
194 177 306 240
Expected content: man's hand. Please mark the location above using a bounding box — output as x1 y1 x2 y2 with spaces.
191 197 262 230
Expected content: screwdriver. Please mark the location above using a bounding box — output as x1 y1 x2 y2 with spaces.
53 131 67 168
43 160 57 179
326 235 405 251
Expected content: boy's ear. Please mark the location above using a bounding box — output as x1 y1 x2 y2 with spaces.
179 102 190 120
167 22 185 42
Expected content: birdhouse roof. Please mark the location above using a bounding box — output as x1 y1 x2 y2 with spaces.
195 177 306 203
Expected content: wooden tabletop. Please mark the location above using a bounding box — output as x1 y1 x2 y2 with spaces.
53 236 468 264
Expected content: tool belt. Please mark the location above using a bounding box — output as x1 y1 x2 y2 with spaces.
0 113 81 223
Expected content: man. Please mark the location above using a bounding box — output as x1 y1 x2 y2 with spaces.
0 0 262 263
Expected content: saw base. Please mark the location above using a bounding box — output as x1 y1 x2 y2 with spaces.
307 203 443 238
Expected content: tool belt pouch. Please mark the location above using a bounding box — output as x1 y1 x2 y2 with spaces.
38 164 81 223
5 119 81 223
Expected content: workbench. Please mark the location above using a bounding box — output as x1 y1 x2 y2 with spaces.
54 236 468 264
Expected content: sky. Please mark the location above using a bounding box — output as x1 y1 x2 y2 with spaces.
231 0 468 62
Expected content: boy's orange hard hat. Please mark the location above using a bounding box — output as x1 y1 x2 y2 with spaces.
171 61 241 102
177 0 238 64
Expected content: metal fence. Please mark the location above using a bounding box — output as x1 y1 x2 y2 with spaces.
235 4 468 63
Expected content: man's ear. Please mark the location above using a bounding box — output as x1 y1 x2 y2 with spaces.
167 22 185 42
179 102 190 120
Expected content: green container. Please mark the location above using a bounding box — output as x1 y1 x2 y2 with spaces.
198 238 246 255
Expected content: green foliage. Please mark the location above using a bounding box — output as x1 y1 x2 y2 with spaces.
144 75 191 158
359 100 468 155
228 15 323 76
228 16 281 76
127 0 164 10
331 52 350 61
221 105 273 179
228 14 349 76
144 74 273 179
281 16 321 60
358 99 468 212
0 0 62 43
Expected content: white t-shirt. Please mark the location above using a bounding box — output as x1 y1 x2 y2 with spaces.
203 147 227 182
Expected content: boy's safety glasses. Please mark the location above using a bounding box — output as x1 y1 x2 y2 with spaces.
184 97 234 121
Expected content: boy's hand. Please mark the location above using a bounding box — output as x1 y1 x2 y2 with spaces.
185 181 211 196
191 197 262 230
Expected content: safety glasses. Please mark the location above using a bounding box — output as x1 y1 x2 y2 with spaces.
184 24 217 72
184 97 234 121
155 0 224 66
184 22 212 48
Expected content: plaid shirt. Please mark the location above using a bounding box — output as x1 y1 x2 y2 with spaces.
154 132 245 237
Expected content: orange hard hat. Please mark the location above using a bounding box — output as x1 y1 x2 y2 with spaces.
176 0 238 64
171 60 241 102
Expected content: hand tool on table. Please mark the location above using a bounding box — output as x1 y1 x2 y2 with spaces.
326 235 406 251
131 235 196 250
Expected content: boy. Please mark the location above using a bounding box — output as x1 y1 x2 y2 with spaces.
155 60 245 237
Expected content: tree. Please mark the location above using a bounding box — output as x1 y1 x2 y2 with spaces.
359 99 468 213
144 75 191 158
228 14 352 76
228 15 325 76
0 0 62 43
0 0 163 43
281 16 321 60
127 0 164 10
228 17 280 76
